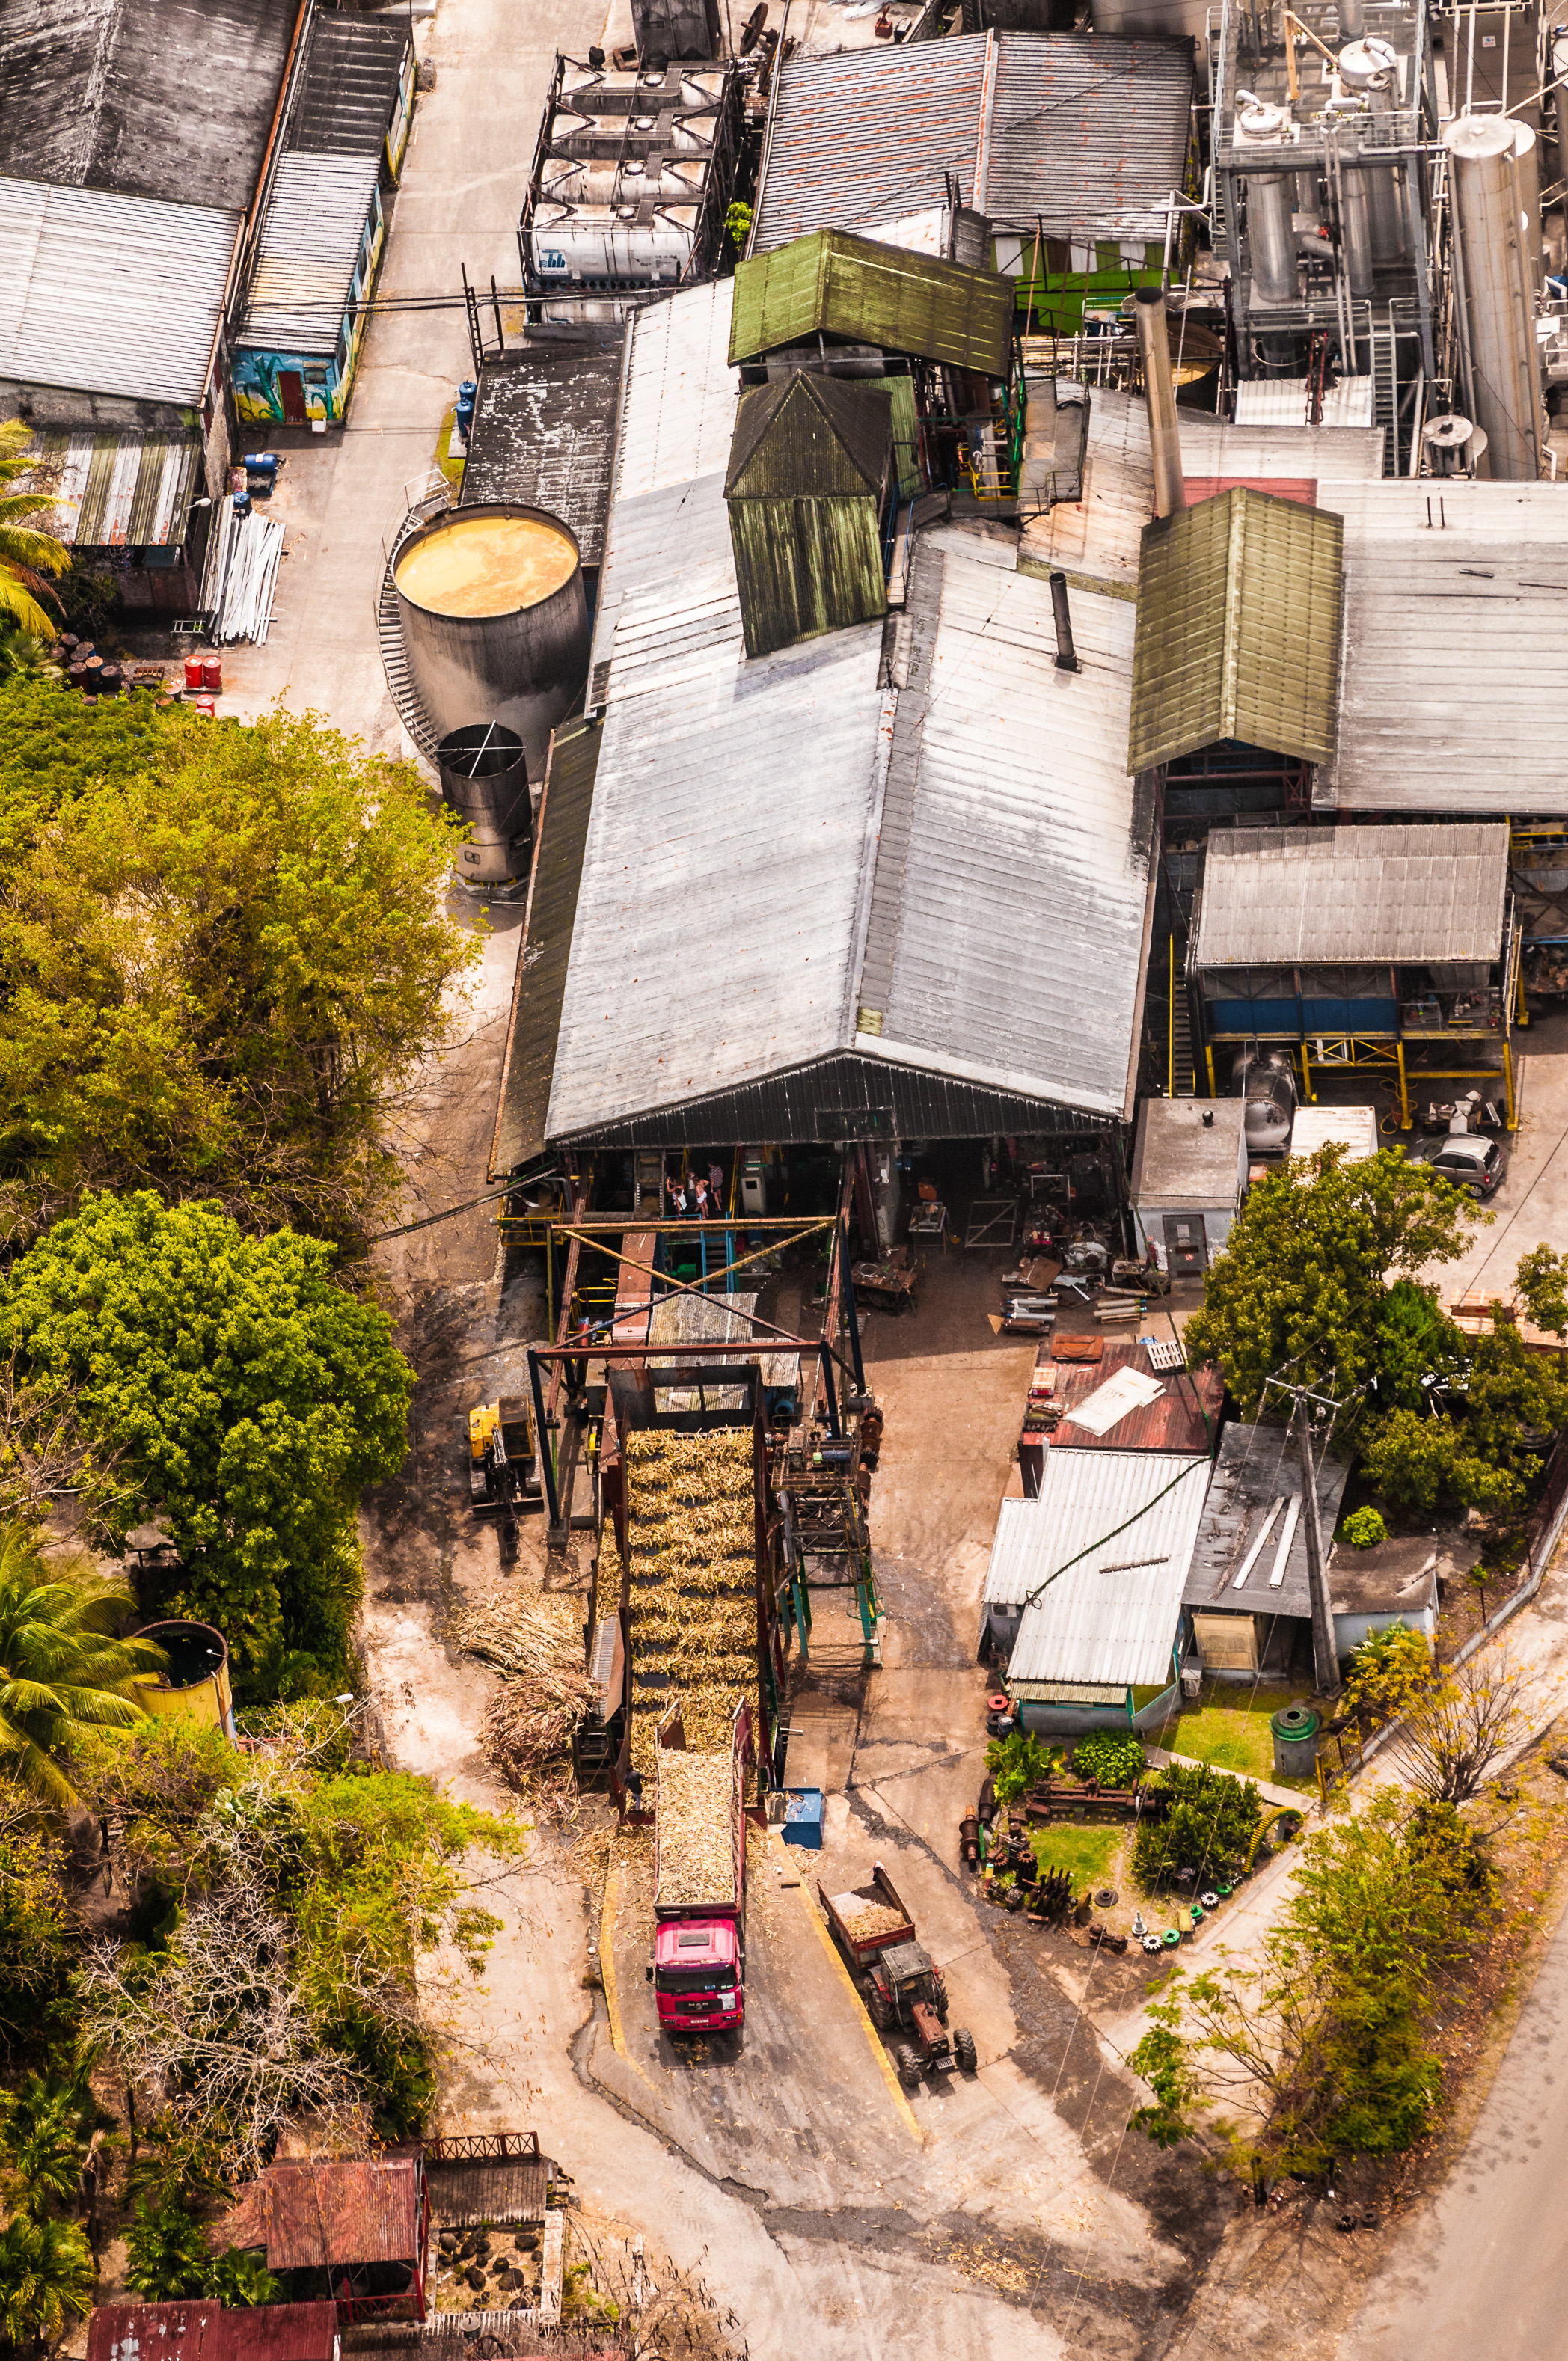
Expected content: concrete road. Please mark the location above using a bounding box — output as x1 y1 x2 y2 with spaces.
1339 1893 1568 2360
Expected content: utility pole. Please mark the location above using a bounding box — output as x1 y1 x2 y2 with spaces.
1293 1395 1341 1700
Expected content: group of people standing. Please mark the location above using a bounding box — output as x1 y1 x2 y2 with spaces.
666 1160 726 1220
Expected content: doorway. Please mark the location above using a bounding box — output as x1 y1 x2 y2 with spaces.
1163 1213 1208 1278
279 370 307 425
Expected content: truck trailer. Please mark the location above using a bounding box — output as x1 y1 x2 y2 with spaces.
648 1700 752 2036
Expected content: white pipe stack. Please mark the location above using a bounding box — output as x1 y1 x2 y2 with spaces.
1443 113 1545 480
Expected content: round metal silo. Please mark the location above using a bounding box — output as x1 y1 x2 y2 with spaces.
1443 113 1544 480
393 504 590 777
436 723 533 888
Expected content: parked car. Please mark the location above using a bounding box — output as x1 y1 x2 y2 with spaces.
1418 1133 1507 1200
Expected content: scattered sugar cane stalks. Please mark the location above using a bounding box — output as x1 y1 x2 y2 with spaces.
656 1749 733 1907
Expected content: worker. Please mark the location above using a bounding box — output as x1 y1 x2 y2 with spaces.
693 1178 711 1219
708 1158 724 1207
665 1175 688 1217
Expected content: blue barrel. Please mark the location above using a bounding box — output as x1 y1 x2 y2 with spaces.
454 380 477 445
242 453 279 478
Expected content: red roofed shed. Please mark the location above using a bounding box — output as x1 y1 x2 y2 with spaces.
216 2160 429 2324
87 2303 339 2361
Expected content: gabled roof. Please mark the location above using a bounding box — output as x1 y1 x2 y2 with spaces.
1192 824 1510 967
729 229 1013 380
289 14 410 158
724 371 892 500
1129 487 1344 773
218 2159 422 2272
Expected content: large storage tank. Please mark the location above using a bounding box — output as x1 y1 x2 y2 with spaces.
540 155 709 205
528 200 702 288
393 504 590 776
1443 113 1544 480
437 723 533 888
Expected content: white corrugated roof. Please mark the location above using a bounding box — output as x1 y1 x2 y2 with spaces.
1194 824 1509 967
1233 376 1378 429
0 175 237 406
1018 384 1385 591
1317 480 1568 815
987 1451 1210 1687
237 152 379 356
1288 1106 1379 1164
16 429 200 548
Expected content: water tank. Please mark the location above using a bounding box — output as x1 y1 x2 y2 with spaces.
1443 113 1544 480
1270 1701 1320 1781
437 723 533 887
528 198 702 287
132 1618 236 1742
393 504 590 777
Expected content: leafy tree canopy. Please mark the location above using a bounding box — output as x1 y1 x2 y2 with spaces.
0 1192 413 1691
0 690 477 1248
1183 1146 1479 1419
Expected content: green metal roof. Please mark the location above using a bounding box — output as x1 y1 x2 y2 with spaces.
1128 486 1344 774
725 371 892 500
727 228 1014 379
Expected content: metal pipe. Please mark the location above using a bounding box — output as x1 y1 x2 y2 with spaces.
1133 288 1186 516
1049 570 1081 671
1246 172 1300 304
1340 166 1376 295
1444 112 1545 479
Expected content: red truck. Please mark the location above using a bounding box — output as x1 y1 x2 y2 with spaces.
647 1701 752 2036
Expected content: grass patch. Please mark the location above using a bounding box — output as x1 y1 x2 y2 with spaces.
435 407 466 486
1027 1823 1124 1889
1160 1684 1313 1789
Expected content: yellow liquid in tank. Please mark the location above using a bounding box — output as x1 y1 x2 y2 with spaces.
396 513 577 617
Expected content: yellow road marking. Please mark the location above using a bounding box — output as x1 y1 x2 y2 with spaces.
601 1862 627 2054
787 1843 923 2145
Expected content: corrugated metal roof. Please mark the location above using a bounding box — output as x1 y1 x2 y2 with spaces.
88 2305 339 2361
982 32 1193 240
490 718 602 1180
1233 376 1377 429
289 15 410 158
219 2160 422 2271
857 523 1154 1124
1287 1105 1379 1163
1131 1097 1246 1208
1028 1338 1224 1454
460 334 625 563
16 427 200 547
729 230 1014 378
238 153 379 355
0 175 237 405
1182 1421 1350 1624
752 39 992 251
1129 487 1344 772
726 370 891 497
1020 385 1384 592
987 1450 1210 1686
1194 823 1509 967
1316 481 1568 815
0 0 298 212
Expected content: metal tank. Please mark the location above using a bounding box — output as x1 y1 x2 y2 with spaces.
1443 112 1544 480
393 504 590 778
1236 103 1299 305
529 198 702 286
540 154 708 205
436 724 533 888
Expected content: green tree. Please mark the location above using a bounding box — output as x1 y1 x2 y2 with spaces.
1341 1622 1432 1733
0 2214 94 2349
0 2070 94 2221
1513 1243 1568 1337
1183 1146 1479 1418
0 423 70 643
1362 1322 1568 1520
0 1808 74 2055
0 696 476 1246
1132 1760 1262 1889
0 1194 413 1691
0 1526 165 1804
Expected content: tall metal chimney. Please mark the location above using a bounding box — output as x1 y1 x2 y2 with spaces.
1443 113 1545 480
1049 571 1080 672
1134 288 1186 518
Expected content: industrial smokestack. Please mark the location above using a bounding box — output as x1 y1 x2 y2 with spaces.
1134 288 1186 518
1443 113 1545 480
1049 571 1080 672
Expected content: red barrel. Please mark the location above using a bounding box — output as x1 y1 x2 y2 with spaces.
184 655 205 692
201 656 222 693
194 696 216 719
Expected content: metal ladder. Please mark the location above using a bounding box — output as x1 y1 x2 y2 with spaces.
1369 310 1400 477
374 474 452 762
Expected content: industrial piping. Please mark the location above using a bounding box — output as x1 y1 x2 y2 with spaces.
1133 288 1186 517
1443 113 1544 480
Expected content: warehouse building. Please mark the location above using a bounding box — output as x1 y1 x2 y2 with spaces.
491 273 1158 1176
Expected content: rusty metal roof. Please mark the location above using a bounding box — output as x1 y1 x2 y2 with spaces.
88 2304 339 2361
1032 1337 1222 1454
219 2159 423 2270
1182 1422 1351 1623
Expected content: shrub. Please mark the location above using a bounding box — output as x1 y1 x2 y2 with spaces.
1133 1760 1263 1890
1071 1732 1145 1788
1343 1507 1387 1549
984 1730 1057 1804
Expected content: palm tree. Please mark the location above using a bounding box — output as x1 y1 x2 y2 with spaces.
0 2214 94 2350
0 420 70 640
0 2070 93 2223
0 1526 165 1806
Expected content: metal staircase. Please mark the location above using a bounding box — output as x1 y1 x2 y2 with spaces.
1369 313 1399 477
375 472 452 763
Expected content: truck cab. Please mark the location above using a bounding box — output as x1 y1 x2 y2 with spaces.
650 1918 744 2033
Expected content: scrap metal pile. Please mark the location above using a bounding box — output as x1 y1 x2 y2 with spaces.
623 1430 759 1784
452 1587 600 1783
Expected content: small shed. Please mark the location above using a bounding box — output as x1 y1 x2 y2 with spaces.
1329 1540 1439 1657
88 2305 340 2361
1130 1098 1247 1276
986 1448 1210 1732
1287 1104 1380 1166
724 371 893 658
728 228 1014 379
1181 1422 1350 1679
217 2159 429 2324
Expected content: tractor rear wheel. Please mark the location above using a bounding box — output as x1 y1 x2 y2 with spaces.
896 2043 922 2089
863 1979 892 2032
954 2028 978 2074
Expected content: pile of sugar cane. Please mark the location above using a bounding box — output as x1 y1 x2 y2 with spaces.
451 1587 600 1785
656 1746 734 1907
840 1899 907 1943
624 1430 759 1783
